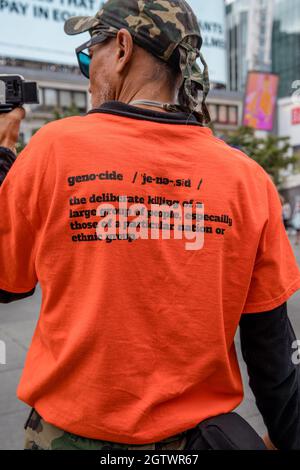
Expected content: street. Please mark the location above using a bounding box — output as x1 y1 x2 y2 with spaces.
0 235 299 450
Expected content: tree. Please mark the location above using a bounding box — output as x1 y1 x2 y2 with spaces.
48 103 81 122
225 126 299 185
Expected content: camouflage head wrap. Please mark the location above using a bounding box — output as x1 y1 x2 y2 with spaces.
64 0 211 123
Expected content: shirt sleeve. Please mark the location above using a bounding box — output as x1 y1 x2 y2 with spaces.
239 302 300 450
242 174 300 314
0 125 54 294
0 180 38 293
0 146 40 297
0 287 36 303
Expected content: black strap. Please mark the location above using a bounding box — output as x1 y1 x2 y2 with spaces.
184 413 267 450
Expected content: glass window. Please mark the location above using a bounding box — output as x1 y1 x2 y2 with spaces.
218 105 228 123
228 106 238 124
73 92 87 110
44 88 58 107
272 0 300 98
59 90 72 108
208 104 218 122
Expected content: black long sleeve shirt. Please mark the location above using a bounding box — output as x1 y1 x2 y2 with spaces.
240 303 300 449
0 146 36 302
0 146 16 184
0 145 299 449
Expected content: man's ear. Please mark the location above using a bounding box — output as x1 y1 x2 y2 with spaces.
115 28 134 73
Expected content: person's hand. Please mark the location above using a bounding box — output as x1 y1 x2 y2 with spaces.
0 107 25 154
263 434 278 450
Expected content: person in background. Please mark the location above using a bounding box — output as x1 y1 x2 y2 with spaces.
292 199 300 246
282 196 292 231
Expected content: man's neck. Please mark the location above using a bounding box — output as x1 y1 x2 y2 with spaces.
116 84 178 113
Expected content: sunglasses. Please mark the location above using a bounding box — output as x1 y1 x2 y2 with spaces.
76 33 116 79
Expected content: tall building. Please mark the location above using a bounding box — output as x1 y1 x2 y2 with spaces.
274 0 300 197
272 0 300 99
226 0 274 92
272 0 300 152
226 0 300 205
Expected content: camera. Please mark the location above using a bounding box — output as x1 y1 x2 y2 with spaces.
0 74 39 113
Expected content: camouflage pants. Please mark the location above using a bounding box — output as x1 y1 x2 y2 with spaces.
24 408 189 450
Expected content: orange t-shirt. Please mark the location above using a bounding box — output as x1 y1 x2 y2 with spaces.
0 104 300 444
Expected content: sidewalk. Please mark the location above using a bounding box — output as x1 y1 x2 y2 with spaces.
0 236 299 449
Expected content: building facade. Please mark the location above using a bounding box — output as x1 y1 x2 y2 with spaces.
0 58 89 143
273 0 300 197
207 89 243 136
226 0 274 92
272 0 300 99
0 60 242 143
226 0 300 201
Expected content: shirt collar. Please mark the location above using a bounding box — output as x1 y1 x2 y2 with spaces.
87 100 204 126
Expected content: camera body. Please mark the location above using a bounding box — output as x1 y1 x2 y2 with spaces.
0 74 39 113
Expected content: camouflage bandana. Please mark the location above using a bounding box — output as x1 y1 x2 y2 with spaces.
179 40 211 123
64 0 211 123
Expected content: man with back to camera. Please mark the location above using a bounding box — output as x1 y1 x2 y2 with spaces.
0 0 300 451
